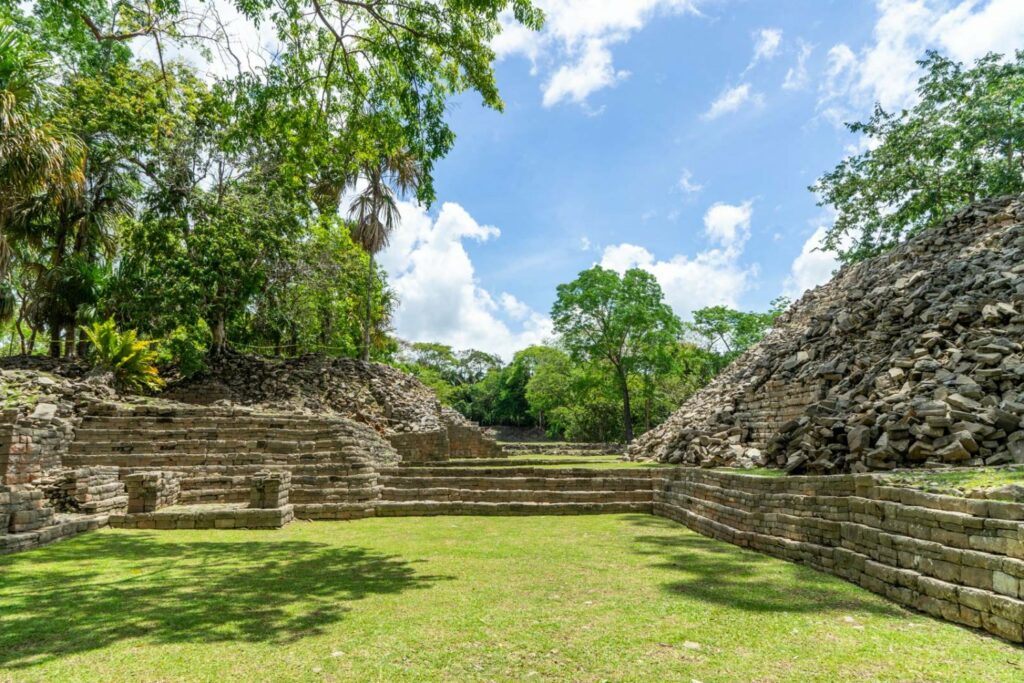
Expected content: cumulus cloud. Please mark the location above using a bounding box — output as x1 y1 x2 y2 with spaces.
702 83 764 120
379 202 552 359
495 0 704 107
702 200 752 247
783 226 841 298
542 39 629 107
599 201 758 319
818 0 1024 126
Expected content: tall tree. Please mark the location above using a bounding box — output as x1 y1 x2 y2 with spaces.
813 51 1024 263
0 21 85 281
347 153 419 360
551 266 681 443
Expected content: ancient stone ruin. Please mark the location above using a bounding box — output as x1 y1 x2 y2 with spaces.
3 198 1024 643
631 195 1024 475
164 353 503 462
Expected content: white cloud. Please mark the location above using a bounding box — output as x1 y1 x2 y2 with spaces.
500 293 532 321
783 226 841 298
703 200 752 248
818 0 1024 126
702 83 764 120
599 201 758 319
750 28 783 67
677 168 704 195
542 39 629 107
782 40 813 90
495 0 704 107
380 202 552 359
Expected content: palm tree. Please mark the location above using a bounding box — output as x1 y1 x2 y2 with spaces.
346 152 419 361
0 23 85 277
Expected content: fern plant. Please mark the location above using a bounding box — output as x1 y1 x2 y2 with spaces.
83 319 164 392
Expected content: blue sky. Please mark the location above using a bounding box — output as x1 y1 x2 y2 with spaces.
371 0 1024 359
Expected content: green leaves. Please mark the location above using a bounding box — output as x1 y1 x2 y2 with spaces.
83 318 164 391
551 266 682 441
813 50 1024 263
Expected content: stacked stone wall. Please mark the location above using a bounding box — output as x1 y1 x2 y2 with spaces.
41 467 126 514
125 472 182 513
653 469 1024 642
388 430 450 463
0 403 76 485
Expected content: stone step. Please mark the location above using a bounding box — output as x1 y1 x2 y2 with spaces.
111 462 376 477
68 438 364 455
72 426 356 442
62 452 369 468
79 414 341 430
1 513 110 555
380 487 652 504
373 500 652 517
424 458 618 467
289 486 382 504
379 475 655 491
380 466 654 478
292 502 379 520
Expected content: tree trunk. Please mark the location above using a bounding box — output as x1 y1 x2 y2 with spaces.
15 302 26 354
64 322 76 358
362 253 374 362
48 319 62 358
212 313 226 354
618 368 634 443
77 327 89 358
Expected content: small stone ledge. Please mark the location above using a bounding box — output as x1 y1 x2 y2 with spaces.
0 513 109 555
109 503 294 530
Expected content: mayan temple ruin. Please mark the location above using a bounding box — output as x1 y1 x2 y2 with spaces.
4 2 1024 678
631 195 1024 475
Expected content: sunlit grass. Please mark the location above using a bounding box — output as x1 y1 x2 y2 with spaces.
2 516 1021 682
882 466 1024 496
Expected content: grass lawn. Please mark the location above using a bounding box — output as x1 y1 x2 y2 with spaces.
2 516 1022 682
882 466 1024 496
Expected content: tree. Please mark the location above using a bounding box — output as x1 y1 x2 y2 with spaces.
551 266 681 443
346 153 420 360
0 21 85 281
813 51 1024 263
685 298 789 359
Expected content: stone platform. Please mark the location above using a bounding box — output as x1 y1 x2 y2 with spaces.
109 503 295 530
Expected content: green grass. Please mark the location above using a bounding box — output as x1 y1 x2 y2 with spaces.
882 466 1024 497
711 466 787 477
2 516 1022 682
497 454 673 470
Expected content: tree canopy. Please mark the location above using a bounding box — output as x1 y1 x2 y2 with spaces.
0 1 542 366
551 266 681 442
813 51 1024 263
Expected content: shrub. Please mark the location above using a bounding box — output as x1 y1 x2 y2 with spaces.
83 319 164 392
155 322 211 379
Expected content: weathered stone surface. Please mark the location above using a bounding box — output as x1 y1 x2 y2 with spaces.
163 353 501 461
630 195 1024 474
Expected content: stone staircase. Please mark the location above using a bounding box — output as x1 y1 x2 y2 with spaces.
64 404 397 520
376 466 656 516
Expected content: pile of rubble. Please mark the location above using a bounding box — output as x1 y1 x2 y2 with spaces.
630 195 1024 474
165 352 447 435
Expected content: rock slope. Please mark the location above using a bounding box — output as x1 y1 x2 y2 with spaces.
630 195 1024 474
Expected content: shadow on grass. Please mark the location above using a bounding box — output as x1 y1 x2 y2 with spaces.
622 514 903 618
0 531 451 670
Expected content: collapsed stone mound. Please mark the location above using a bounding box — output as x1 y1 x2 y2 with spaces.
630 195 1024 474
164 352 501 461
